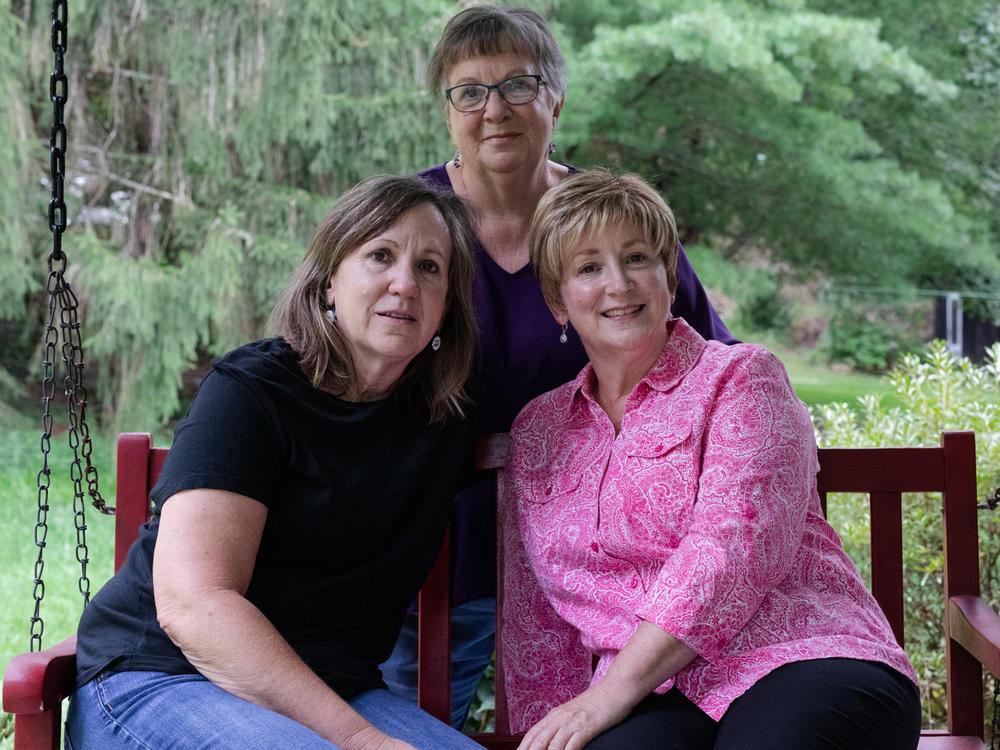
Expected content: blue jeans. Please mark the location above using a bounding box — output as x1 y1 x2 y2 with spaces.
380 596 495 730
64 670 484 750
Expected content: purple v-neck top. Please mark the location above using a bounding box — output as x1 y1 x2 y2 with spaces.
419 164 736 604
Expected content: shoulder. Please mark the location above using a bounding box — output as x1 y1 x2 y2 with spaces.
416 164 453 193
511 379 577 439
508 379 592 486
699 341 792 388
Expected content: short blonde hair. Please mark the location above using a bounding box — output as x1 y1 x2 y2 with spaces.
530 170 680 310
269 175 477 422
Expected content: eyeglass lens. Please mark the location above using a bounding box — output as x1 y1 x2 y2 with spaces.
448 75 541 112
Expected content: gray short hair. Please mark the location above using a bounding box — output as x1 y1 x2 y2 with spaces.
428 6 566 114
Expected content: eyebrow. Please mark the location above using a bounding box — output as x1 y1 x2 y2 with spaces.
569 237 652 256
450 69 534 86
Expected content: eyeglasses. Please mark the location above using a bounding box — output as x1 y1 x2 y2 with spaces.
445 74 546 113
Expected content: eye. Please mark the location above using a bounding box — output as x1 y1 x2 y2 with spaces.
577 262 599 276
504 77 532 93
625 252 651 265
418 258 441 274
457 85 481 101
369 248 391 263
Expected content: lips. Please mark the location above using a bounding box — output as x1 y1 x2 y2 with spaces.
377 310 416 322
484 132 519 142
602 304 644 319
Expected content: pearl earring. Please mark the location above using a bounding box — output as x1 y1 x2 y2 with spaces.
559 325 568 344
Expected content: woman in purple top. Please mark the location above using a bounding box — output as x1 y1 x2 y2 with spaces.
380 6 736 729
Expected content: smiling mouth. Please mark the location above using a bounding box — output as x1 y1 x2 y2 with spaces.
602 305 644 319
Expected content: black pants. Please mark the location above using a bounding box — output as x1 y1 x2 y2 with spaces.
584 659 921 750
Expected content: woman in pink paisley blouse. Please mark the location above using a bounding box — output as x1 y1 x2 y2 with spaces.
501 169 921 750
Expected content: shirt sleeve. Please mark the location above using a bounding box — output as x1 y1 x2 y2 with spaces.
150 367 283 510
671 245 739 345
635 348 818 661
500 420 592 733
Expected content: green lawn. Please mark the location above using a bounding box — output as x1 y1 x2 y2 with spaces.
0 429 117 747
773 344 898 408
0 352 892 745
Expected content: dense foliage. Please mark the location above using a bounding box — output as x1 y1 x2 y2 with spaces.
1 0 998 426
813 340 1000 729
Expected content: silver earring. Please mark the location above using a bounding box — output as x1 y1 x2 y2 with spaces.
325 308 336 325
547 140 555 156
559 324 567 344
431 334 442 351
452 149 462 168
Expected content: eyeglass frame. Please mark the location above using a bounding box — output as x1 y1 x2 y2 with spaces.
444 74 548 113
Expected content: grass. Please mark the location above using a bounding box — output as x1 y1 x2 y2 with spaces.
732 327 899 409
0 350 892 746
0 428 117 748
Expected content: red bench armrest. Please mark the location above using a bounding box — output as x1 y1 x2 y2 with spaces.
948 595 1000 679
2 635 78 715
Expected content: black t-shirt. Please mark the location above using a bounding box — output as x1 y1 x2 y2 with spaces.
75 338 475 698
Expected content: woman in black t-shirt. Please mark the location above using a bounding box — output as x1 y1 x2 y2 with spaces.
67 175 484 750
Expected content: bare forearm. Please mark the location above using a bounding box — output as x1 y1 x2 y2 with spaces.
595 619 696 709
517 620 696 750
158 590 382 750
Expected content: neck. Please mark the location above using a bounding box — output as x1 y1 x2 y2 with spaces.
451 159 563 216
450 159 566 272
336 362 407 403
587 330 669 432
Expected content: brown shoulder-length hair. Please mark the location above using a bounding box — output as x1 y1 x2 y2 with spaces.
428 5 567 114
530 169 680 311
269 175 478 422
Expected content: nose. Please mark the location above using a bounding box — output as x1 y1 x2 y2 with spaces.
483 88 510 121
607 262 633 295
388 265 419 298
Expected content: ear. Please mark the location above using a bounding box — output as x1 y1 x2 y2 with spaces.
545 295 569 326
551 95 565 126
325 276 337 308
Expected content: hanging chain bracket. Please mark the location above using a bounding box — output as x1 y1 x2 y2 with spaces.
30 0 113 654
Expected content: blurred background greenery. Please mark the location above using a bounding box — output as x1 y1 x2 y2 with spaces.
2 0 999 744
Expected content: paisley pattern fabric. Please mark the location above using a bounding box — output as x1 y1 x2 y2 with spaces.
501 318 917 731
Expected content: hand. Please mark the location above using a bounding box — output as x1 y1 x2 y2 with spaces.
516 683 633 750
342 725 418 750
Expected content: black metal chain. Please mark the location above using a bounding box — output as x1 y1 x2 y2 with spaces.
30 0 112 654
980 486 1000 511
991 674 999 750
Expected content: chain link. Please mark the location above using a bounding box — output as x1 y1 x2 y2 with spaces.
991 674 999 750
31 0 112 653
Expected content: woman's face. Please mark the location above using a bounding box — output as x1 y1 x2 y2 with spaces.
551 221 673 366
446 52 563 176
326 203 452 392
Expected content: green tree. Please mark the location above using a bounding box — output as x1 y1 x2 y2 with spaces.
551 0 1000 290
5 0 458 429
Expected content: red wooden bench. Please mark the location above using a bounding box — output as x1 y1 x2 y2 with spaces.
4 430 1000 749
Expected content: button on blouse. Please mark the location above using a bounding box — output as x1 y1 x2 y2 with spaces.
500 318 916 731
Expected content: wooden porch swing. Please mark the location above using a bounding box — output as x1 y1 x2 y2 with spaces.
4 2 1000 749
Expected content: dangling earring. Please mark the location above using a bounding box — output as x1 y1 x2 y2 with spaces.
547 139 556 157
452 148 462 168
325 307 336 325
559 324 568 344
431 333 442 351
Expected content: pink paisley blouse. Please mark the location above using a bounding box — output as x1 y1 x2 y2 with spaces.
500 318 916 731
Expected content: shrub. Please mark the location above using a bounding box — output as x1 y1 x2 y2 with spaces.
812 339 1000 733
818 293 928 372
